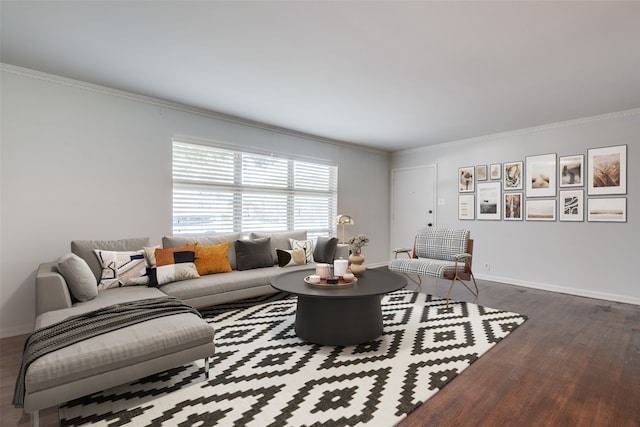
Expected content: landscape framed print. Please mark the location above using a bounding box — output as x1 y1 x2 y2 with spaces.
526 153 557 197
587 145 627 195
476 165 487 181
504 192 523 221
458 194 475 220
559 190 584 222
476 181 501 220
559 154 584 188
587 197 627 222
503 161 523 190
490 163 501 180
526 199 556 221
458 166 475 192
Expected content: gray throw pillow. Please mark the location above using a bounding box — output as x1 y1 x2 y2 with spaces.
313 236 339 263
235 238 273 271
56 253 98 301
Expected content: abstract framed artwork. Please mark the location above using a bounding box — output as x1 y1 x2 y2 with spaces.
525 199 556 221
490 163 501 180
476 181 501 220
559 154 584 188
503 161 523 190
587 197 627 222
559 190 584 222
458 166 475 192
458 194 475 220
526 153 557 198
503 192 523 221
476 165 487 181
587 145 627 195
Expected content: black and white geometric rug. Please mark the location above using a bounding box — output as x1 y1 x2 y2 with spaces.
59 291 527 426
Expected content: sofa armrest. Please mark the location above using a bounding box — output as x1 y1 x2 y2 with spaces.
36 262 73 316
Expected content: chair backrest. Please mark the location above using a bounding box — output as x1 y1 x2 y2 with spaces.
414 228 470 262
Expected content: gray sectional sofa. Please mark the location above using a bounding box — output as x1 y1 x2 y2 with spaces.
22 230 345 426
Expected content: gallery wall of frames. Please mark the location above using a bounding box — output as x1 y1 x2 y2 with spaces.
457 144 627 222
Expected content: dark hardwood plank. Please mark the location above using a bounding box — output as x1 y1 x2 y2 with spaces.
1 278 638 426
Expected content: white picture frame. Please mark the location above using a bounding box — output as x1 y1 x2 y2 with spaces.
587 145 627 195
559 154 584 188
526 153 557 198
503 161 523 190
587 197 627 222
490 163 502 180
458 194 475 220
459 166 475 192
503 192 523 221
559 190 584 222
526 199 556 221
476 182 501 220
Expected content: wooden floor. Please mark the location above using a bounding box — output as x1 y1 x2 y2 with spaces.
1 278 639 427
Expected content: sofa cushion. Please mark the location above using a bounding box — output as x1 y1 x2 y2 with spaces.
195 242 232 275
289 238 314 263
148 244 199 286
163 233 241 270
276 248 307 267
56 253 98 302
235 238 273 271
93 249 149 290
71 237 151 281
249 230 307 264
313 236 339 263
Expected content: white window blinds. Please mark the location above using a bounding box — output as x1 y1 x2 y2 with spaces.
173 140 337 237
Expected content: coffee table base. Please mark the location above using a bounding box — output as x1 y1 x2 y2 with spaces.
294 295 383 346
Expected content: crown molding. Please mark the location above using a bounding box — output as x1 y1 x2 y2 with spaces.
1 63 389 157
395 107 640 156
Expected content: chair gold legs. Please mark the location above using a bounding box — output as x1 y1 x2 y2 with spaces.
445 270 479 308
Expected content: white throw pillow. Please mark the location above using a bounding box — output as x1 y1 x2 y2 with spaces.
289 238 314 263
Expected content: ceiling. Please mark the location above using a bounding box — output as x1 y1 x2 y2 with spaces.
2 1 640 152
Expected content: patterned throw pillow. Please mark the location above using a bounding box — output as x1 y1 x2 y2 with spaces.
289 238 314 263
93 249 149 290
148 244 200 287
195 241 232 275
276 248 307 267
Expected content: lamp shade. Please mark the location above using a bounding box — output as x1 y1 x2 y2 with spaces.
335 215 354 225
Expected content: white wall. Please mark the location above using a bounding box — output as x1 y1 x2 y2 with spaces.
391 109 640 305
0 66 391 337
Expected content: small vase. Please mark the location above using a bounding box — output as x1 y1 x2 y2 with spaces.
349 252 366 276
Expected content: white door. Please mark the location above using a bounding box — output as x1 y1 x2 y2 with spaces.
390 165 437 254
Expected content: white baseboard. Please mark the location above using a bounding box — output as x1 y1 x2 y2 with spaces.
474 273 640 306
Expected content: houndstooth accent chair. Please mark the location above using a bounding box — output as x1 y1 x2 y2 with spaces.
389 227 478 307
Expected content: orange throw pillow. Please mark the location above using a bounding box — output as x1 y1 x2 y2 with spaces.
155 243 198 266
195 241 232 275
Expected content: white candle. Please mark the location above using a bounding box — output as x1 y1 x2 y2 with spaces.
333 259 348 277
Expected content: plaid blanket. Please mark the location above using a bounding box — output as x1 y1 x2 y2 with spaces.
13 296 201 408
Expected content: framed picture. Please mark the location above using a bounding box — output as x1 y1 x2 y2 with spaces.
526 153 557 197
490 163 501 180
503 161 523 190
458 166 475 192
587 197 627 222
587 145 627 195
559 190 584 222
476 165 488 181
476 182 501 220
559 154 584 188
526 199 556 221
458 194 475 220
504 192 523 221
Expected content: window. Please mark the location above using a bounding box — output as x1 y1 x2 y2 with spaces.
172 140 338 238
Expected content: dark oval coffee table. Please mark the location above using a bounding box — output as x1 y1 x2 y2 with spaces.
271 268 407 346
